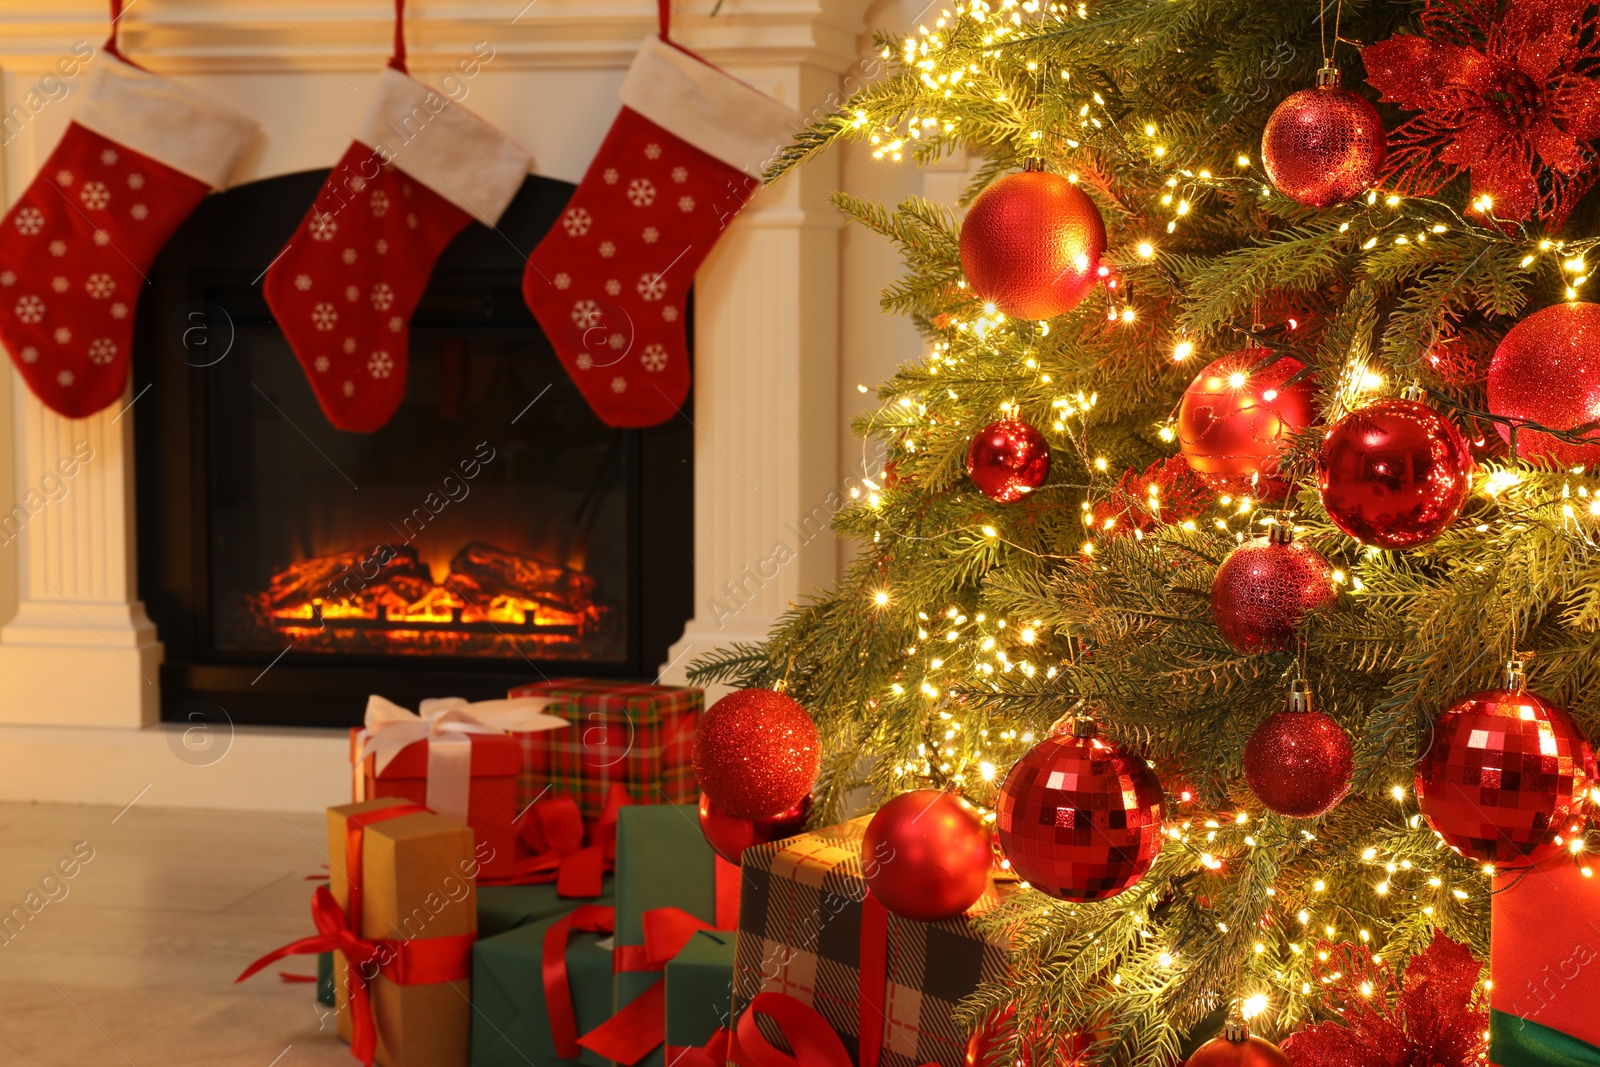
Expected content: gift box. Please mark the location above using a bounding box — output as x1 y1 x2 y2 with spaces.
317 950 335 1007
507 679 701 823
472 908 615 1067
730 818 1012 1067
665 929 737 1055
1489 853 1600 1067
478 878 614 939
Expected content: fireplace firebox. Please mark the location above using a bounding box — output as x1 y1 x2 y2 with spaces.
134 171 693 727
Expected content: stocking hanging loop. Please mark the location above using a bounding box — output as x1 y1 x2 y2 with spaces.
104 0 139 67
390 0 408 72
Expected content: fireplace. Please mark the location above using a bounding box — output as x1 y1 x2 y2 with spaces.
132 170 693 727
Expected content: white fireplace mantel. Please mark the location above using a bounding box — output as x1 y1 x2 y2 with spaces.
0 0 896 811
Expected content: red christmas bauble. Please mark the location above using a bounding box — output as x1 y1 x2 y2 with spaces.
996 723 1165 901
1185 1027 1290 1067
1243 689 1353 818
1415 682 1596 863
1261 81 1386 207
1488 302 1600 465
959 166 1107 320
698 791 811 865
861 789 991 922
1177 352 1318 500
1211 528 1338 654
968 419 1051 502
693 689 821 819
964 1006 1092 1067
1316 397 1473 549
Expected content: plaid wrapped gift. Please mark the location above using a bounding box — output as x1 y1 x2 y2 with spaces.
732 818 1012 1067
507 679 700 823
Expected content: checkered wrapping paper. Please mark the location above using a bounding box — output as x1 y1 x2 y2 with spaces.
508 679 701 824
731 819 1012 1067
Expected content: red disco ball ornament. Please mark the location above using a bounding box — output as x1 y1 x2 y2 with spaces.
693 689 821 819
1211 524 1338 654
1243 681 1353 818
1185 1024 1290 1067
1261 70 1386 207
861 789 991 922
1487 302 1600 466
1316 396 1473 549
1177 351 1318 500
1415 660 1596 864
698 791 811 865
959 160 1107 321
996 719 1165 901
964 1006 1092 1067
968 418 1051 502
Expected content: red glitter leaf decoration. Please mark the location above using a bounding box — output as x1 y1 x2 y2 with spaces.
1090 456 1212 538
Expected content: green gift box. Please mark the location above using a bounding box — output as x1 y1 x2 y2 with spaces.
479 878 614 939
471 911 614 1067
665 929 736 1050
316 950 335 1007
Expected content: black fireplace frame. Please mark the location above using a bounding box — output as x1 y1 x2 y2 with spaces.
133 171 694 728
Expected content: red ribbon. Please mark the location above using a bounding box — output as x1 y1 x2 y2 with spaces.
543 903 617 1060
481 784 632 895
667 1030 735 1067
859 892 889 1067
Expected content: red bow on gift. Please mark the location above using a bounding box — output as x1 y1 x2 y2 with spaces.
483 783 631 895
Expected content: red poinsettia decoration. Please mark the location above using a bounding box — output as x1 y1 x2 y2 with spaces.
1281 930 1488 1067
1089 456 1210 538
1363 0 1600 227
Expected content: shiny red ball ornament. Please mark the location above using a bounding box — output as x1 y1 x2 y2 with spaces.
1316 396 1473 549
964 1006 1092 1067
1488 302 1600 466
1415 661 1597 864
698 791 811 865
1243 681 1353 818
968 418 1050 502
693 689 821 819
1184 1023 1290 1067
1177 351 1317 500
1211 524 1338 654
996 719 1165 901
861 789 992 922
959 160 1107 321
1261 70 1386 207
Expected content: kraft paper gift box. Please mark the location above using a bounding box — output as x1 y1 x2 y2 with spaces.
1490 852 1600 1066
471 908 615 1067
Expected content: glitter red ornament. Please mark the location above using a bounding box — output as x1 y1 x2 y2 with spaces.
996 717 1165 901
1261 68 1386 207
1415 659 1596 864
1177 351 1317 500
964 1006 1092 1067
693 688 821 819
1211 524 1338 654
959 159 1107 321
697 790 811 865
1487 302 1600 466
1185 1023 1289 1067
968 418 1051 502
861 789 992 922
1316 396 1473 549
1243 680 1353 818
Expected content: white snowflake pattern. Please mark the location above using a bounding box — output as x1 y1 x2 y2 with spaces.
642 227 659 244
50 277 68 293
342 337 358 354
130 203 149 221
636 273 667 302
553 273 571 290
19 346 37 364
405 213 418 230
388 316 403 332
368 351 394 379
127 173 145 190
87 338 117 365
55 170 74 186
311 303 338 331
644 143 662 160
563 208 593 237
100 148 118 166
370 190 389 217
678 196 696 213
402 183 413 199
672 167 688 184
310 212 338 241
571 300 602 327
52 327 70 344
627 179 657 207
605 279 622 296
603 169 619 185
92 229 110 246
48 240 66 257
57 370 73 387
294 274 313 292
371 283 395 311
611 376 628 393
14 208 44 236
345 285 360 302
349 176 368 194
110 302 128 319
79 182 110 210
640 343 669 371
662 305 679 322
342 248 358 265
86 274 115 299
376 239 390 255
609 333 626 350
342 380 355 397
314 356 331 373
13 295 45 324
0 272 13 286
599 241 616 259
576 353 594 370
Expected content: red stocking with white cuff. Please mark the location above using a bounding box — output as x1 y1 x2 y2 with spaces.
522 26 800 427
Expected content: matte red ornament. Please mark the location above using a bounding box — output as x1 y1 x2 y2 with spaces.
693 689 821 819
1488 302 1600 466
1211 525 1338 654
1244 681 1353 818
1261 70 1386 207
964 1006 1092 1067
1316 397 1473 549
996 719 1165 902
968 418 1051 502
1184 1023 1289 1067
1415 661 1596 864
959 161 1107 321
697 791 811 865
1177 351 1317 500
861 789 991 922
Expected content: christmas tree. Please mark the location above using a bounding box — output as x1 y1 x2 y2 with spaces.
691 0 1600 1063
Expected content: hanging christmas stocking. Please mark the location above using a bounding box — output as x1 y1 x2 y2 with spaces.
522 26 799 427
264 2 532 432
0 8 258 419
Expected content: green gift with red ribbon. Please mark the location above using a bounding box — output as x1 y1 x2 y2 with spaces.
1490 853 1600 1067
